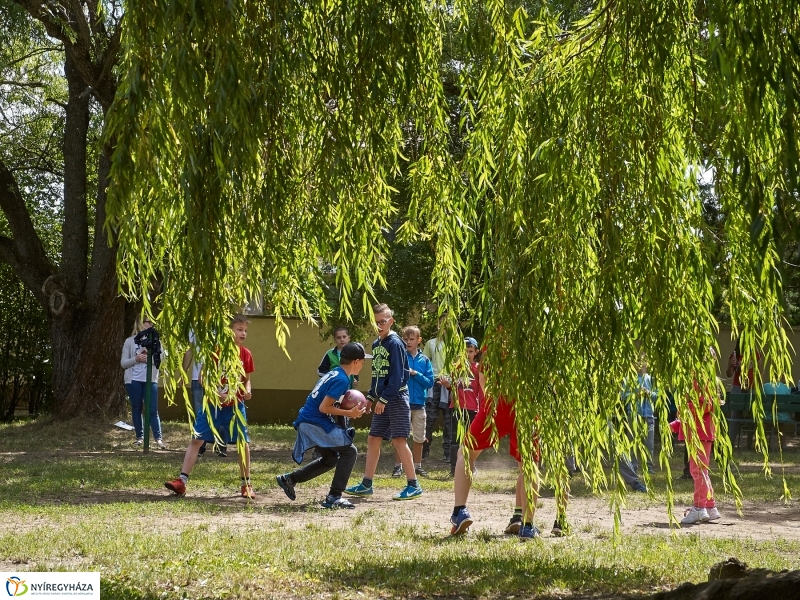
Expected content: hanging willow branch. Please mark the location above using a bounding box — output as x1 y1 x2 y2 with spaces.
106 0 799 524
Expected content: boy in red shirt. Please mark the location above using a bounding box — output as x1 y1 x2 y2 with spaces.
166 315 256 498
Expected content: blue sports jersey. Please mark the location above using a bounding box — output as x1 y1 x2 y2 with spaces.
294 366 351 433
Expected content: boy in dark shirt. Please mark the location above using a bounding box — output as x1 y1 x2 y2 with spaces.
345 304 423 500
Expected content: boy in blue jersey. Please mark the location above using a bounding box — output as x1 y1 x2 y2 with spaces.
276 343 369 509
346 303 423 500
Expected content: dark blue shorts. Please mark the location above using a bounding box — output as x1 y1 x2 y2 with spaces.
369 391 411 441
193 403 250 444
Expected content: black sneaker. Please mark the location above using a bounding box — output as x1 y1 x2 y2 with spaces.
216 445 228 458
551 520 565 537
504 515 522 535
415 465 428 477
321 495 355 509
391 465 403 478
276 474 296 501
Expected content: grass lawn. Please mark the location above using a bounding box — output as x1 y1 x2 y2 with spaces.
0 417 798 599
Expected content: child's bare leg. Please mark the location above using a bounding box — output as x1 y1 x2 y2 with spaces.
181 439 205 475
516 461 539 522
238 443 251 479
412 441 424 465
454 447 482 506
363 435 382 479
392 438 415 479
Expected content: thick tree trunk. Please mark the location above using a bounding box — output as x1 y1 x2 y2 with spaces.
52 294 128 420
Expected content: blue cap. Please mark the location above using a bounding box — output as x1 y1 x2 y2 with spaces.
464 337 478 348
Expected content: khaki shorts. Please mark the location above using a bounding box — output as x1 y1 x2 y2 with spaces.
410 407 427 443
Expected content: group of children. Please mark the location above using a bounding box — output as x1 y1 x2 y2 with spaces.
160 306 720 537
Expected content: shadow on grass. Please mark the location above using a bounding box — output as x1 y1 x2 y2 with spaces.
314 551 653 599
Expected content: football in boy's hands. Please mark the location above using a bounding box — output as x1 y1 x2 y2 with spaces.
339 389 369 412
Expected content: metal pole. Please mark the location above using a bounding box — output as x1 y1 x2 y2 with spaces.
143 328 153 453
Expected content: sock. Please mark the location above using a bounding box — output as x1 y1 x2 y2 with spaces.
408 478 418 488
523 522 533 528
415 463 421 468
514 506 523 518
179 473 189 484
327 491 341 499
395 463 401 469
241 478 246 486
362 478 373 488
453 505 466 517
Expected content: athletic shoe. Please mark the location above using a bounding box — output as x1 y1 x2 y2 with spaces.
504 515 522 535
391 465 403 478
681 507 710 525
551 520 566 537
450 507 473 535
216 446 228 458
276 474 296 501
134 438 143 446
393 485 423 501
519 524 541 540
631 481 647 493
321 495 355 509
706 507 721 521
165 478 186 496
415 465 428 477
155 439 166 449
441 454 451 462
241 484 255 499
344 483 373 497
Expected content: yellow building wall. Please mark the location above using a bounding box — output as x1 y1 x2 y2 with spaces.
160 316 375 424
159 320 800 424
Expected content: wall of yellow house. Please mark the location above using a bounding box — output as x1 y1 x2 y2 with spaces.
158 319 800 425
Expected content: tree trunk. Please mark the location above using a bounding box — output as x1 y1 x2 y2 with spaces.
52 294 128 419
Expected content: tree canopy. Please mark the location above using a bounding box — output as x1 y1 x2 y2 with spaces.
106 0 800 517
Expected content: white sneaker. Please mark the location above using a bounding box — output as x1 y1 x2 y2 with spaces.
681 507 710 525
706 507 721 521
134 438 143 446
156 439 166 449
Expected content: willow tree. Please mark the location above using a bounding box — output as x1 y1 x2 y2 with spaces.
107 0 799 518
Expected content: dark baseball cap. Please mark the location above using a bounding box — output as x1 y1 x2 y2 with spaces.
341 342 372 361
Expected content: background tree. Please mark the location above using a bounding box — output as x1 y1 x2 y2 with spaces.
0 1 129 417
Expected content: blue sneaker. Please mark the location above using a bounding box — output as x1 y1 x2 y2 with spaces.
393 485 423 501
450 507 473 535
519 524 541 540
320 495 355 509
631 481 647 493
344 483 373 497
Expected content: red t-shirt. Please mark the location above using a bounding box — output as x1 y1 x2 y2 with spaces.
730 350 761 389
451 362 482 411
219 346 255 406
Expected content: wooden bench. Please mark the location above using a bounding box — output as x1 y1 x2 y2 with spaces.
722 392 800 449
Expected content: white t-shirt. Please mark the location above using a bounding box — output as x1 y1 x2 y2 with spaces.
130 340 149 382
189 331 202 381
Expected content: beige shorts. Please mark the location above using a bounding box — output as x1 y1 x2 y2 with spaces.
410 407 427 443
